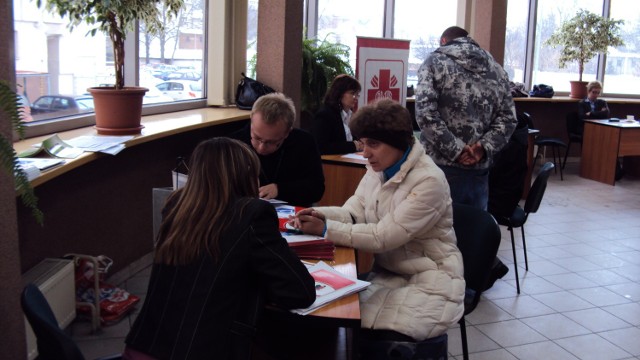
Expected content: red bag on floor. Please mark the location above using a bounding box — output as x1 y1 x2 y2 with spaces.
71 255 140 325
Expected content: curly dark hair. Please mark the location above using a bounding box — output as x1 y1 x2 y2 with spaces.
323 74 361 111
349 99 414 151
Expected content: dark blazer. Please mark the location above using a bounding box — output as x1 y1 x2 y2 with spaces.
312 105 357 155
229 125 325 207
578 98 610 120
125 199 315 360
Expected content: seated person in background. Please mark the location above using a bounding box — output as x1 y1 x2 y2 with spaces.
312 74 364 154
578 80 610 121
577 81 624 180
291 99 464 358
124 137 315 360
229 92 325 207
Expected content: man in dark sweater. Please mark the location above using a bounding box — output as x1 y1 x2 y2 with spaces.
229 93 325 207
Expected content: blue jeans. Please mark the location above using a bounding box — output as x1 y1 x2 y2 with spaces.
440 166 489 211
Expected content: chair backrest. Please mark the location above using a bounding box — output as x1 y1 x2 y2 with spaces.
21 283 86 360
524 162 554 215
452 204 501 308
566 112 583 136
519 111 535 130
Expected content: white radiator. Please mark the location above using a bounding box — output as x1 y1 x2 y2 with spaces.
22 258 76 360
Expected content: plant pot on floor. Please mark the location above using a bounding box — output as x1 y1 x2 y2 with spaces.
569 80 588 99
88 87 148 135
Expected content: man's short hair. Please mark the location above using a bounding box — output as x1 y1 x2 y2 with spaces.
587 80 603 92
441 26 469 44
251 93 296 129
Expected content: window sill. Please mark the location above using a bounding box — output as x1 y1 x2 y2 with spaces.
13 106 250 188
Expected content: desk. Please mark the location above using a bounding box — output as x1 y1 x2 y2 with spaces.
307 246 360 324
580 120 640 185
318 154 368 207
254 246 361 360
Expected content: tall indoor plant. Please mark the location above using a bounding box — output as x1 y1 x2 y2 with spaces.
37 0 184 134
545 9 624 99
0 81 42 224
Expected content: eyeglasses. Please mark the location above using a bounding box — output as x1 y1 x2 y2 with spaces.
350 91 361 99
250 133 286 148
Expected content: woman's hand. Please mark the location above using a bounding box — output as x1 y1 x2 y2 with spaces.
288 208 326 236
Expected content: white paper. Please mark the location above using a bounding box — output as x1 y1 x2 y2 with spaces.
341 153 366 161
291 261 369 315
66 135 133 154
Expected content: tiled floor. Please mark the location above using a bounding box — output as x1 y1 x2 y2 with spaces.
70 160 640 360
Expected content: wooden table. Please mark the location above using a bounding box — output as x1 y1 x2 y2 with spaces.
318 154 368 207
307 246 361 325
253 246 361 360
580 119 640 185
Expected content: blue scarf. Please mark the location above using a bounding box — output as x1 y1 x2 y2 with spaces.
383 147 411 181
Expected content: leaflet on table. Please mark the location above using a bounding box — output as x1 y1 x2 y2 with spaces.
65 135 134 155
341 152 366 161
18 134 84 159
291 261 369 316
18 157 65 171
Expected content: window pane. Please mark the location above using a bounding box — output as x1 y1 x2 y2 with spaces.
532 0 602 92
247 0 258 77
605 0 640 95
14 0 108 122
317 0 385 71
394 0 457 88
504 0 529 83
139 0 206 102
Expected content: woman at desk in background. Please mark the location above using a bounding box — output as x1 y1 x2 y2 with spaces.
578 81 610 120
312 74 365 154
292 99 465 358
124 138 315 360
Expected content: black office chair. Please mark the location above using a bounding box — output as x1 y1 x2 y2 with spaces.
21 283 122 360
493 162 554 294
563 112 583 170
522 112 567 180
452 203 501 360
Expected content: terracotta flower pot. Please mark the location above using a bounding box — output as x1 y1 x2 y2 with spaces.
88 87 148 135
569 81 588 99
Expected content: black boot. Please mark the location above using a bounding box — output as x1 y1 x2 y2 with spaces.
484 259 509 291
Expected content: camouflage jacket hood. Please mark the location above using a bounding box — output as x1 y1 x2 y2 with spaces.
415 36 517 170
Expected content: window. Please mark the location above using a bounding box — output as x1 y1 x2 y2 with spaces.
12 0 210 138
316 0 385 71
505 0 640 97
393 0 457 88
306 0 457 88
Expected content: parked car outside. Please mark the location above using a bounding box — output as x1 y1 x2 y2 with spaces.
155 80 203 100
17 93 34 122
31 95 94 117
165 70 201 81
143 86 174 104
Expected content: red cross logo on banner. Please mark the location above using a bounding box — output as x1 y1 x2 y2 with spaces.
367 69 400 103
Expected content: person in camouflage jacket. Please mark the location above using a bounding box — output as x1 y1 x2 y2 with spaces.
415 26 516 210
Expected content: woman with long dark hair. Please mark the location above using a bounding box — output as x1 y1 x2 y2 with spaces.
124 137 315 360
312 74 364 154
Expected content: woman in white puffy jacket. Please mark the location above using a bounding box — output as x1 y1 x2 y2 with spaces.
291 99 465 354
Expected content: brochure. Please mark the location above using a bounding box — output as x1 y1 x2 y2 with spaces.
18 134 84 159
18 157 65 171
291 261 369 315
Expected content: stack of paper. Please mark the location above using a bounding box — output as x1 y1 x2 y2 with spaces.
291 261 370 315
282 234 335 260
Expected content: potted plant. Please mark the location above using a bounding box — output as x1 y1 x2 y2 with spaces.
301 35 354 115
0 81 42 224
37 0 184 134
545 9 624 99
